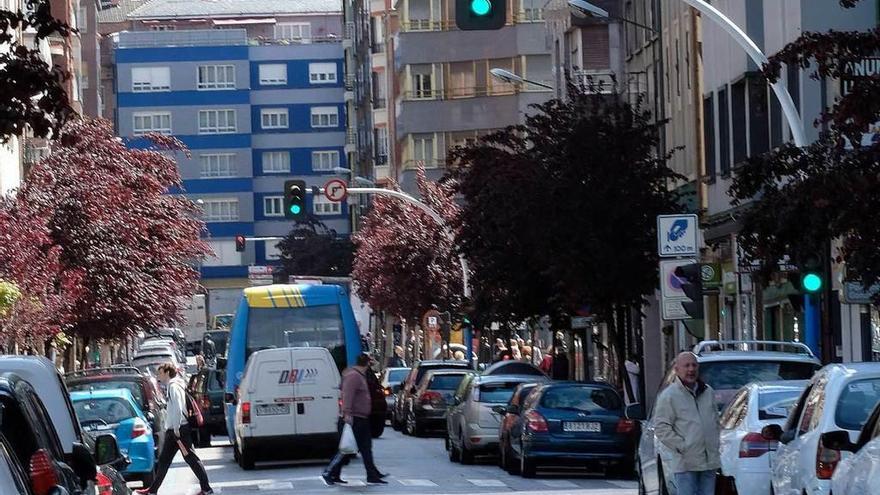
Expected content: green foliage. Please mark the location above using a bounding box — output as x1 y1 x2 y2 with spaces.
0 280 21 318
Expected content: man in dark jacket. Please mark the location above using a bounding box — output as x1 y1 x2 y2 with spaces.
322 354 387 485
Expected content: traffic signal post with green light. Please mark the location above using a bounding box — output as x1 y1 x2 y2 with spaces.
456 0 505 30
797 252 824 357
284 179 306 219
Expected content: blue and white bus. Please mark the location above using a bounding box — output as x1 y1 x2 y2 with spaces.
224 284 362 438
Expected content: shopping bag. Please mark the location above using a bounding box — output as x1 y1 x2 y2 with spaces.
339 423 358 454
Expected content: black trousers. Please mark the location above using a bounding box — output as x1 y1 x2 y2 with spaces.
324 416 380 479
148 425 212 493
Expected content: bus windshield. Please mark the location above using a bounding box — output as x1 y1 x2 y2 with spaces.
246 304 347 371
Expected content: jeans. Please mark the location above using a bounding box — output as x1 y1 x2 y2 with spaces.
673 470 716 495
324 416 380 479
148 425 212 493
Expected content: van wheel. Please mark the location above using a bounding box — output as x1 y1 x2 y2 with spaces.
238 442 255 470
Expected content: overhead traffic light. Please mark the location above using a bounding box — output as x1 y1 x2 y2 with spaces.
674 263 704 319
797 252 824 294
283 180 306 219
235 235 246 252
456 0 505 30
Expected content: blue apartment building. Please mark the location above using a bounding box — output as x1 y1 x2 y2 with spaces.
114 16 348 288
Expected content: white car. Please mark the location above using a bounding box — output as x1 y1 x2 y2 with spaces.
829 399 880 495
717 380 807 495
767 362 880 495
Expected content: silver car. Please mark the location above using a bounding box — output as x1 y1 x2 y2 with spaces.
446 374 548 464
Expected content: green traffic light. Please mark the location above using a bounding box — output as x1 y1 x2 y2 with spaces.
290 204 302 215
802 272 823 293
470 0 491 16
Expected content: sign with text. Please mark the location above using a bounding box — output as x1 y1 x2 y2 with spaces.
657 214 698 257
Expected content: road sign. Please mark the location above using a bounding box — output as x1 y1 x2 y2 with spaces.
660 259 697 320
657 214 698 257
248 265 274 286
323 179 348 202
571 316 592 329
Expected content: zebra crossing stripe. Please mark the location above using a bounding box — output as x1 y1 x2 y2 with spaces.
398 479 438 486
258 482 293 490
467 479 507 487
539 479 580 488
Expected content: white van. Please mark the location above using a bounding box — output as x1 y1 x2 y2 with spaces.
234 347 341 469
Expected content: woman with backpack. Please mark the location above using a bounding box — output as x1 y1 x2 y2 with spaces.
135 363 213 495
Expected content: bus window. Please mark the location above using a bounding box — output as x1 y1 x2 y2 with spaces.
246 304 346 372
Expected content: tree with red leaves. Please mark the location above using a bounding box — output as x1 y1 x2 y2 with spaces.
352 166 463 321
1 119 210 342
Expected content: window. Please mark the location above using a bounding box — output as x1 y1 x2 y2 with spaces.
260 108 289 129
198 109 236 134
411 65 433 99
412 133 434 165
203 240 242 266
718 87 730 175
732 80 747 165
310 107 339 128
311 150 339 171
150 25 175 31
199 153 237 178
132 112 171 136
131 67 170 92
313 195 341 215
197 65 235 90
703 94 715 181
201 199 239 222
309 63 337 84
258 64 287 85
263 196 284 217
835 378 880 431
274 22 311 41
262 151 290 173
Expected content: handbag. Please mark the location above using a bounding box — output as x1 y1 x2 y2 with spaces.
338 423 358 454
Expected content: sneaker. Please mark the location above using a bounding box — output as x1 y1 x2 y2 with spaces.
321 473 335 486
366 478 388 485
331 477 348 484
377 472 389 479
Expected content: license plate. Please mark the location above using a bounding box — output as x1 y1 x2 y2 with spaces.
256 404 290 416
563 421 601 432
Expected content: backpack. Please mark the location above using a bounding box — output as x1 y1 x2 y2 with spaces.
175 381 204 429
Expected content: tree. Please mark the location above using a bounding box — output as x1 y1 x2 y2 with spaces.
276 217 354 278
730 0 880 299
352 166 463 321
0 0 74 140
5 118 211 341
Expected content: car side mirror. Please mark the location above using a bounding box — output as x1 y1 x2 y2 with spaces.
491 405 507 415
761 424 783 442
70 441 97 485
821 430 856 452
93 434 124 466
625 403 646 421
225 392 238 406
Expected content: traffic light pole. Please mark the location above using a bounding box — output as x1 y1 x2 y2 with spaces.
804 294 820 357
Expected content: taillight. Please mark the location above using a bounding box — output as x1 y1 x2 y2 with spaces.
739 432 776 458
29 449 59 495
384 387 391 397
131 421 148 439
419 391 443 406
96 471 113 495
524 410 548 433
616 418 636 434
242 402 251 424
816 443 841 479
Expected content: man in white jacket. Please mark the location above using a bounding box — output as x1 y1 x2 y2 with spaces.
135 363 213 495
653 351 721 495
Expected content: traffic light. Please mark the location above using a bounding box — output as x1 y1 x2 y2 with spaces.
674 263 704 319
283 180 306 219
235 235 246 252
456 0 505 30
797 252 824 294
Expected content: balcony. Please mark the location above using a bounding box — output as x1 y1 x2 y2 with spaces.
397 90 549 136
343 21 355 48
401 19 455 32
117 29 248 48
345 74 356 91
345 129 357 153
571 70 617 94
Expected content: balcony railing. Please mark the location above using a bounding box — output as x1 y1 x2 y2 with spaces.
118 29 248 48
346 130 357 146
401 19 456 32
403 85 518 101
344 21 355 40
371 42 386 54
571 70 617 94
345 74 356 90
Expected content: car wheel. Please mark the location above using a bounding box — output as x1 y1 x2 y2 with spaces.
606 460 635 480
504 443 520 475
391 410 402 431
238 442 255 470
448 436 461 463
520 446 536 478
460 432 474 465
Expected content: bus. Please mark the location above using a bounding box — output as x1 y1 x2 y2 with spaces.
223 284 362 439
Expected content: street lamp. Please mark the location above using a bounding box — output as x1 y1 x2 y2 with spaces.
489 68 553 90
568 0 656 32
333 166 376 187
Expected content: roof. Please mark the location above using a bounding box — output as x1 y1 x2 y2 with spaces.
696 350 821 364
70 388 138 402
824 362 880 375
128 0 342 20
482 360 545 376
474 374 548 384
243 283 343 308
97 0 150 24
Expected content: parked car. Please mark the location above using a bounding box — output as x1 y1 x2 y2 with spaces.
82 430 131 495
137 340 184 366
380 367 410 421
636 340 822 495
496 381 548 473
828 397 880 495
187 368 226 447
65 367 166 453
765 362 880 495
131 351 182 378
0 356 124 495
393 360 472 431
446 374 545 464
404 369 475 436
70 389 156 487
716 380 808 495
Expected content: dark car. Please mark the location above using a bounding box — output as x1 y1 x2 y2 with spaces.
506 382 639 478
381 367 410 420
496 382 545 473
187 368 226 447
404 369 474 436
393 360 472 431
81 431 131 495
65 367 166 453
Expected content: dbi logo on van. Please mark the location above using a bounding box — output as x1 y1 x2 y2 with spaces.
278 368 319 385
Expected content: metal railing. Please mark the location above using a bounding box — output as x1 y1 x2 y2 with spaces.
403 85 518 101
345 74 356 90
346 130 357 145
692 340 816 357
571 70 617 94
117 29 248 48
401 19 456 32
344 21 355 40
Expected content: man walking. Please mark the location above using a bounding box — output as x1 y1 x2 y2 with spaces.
323 353 387 485
653 351 720 495
135 363 213 495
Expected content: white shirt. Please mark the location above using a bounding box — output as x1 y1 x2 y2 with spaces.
164 377 188 433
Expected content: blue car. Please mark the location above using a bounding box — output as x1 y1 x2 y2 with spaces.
71 389 156 485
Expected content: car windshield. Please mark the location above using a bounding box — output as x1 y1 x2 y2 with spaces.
757 390 802 420
836 378 880 431
387 369 409 384
429 374 467 390
699 361 819 392
477 382 522 403
68 381 145 407
73 398 137 424
540 386 622 412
